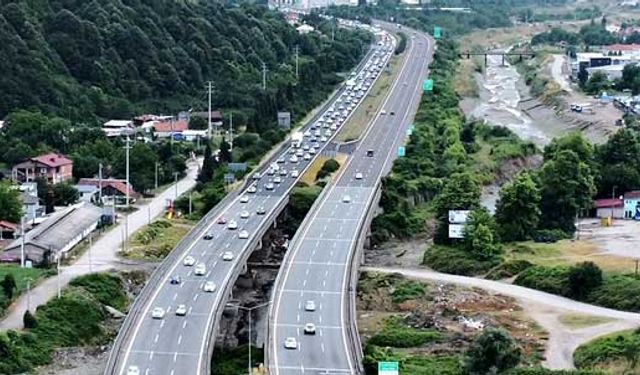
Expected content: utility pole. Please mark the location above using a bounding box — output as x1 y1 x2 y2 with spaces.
57 252 61 299
124 136 131 253
154 162 159 191
295 45 300 79
611 185 617 220
98 163 103 205
207 81 213 139
20 216 25 268
174 172 179 201
189 192 193 215
262 62 267 91
229 112 234 152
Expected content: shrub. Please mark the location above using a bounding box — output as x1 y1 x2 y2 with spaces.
391 281 426 303
463 328 522 375
505 368 605 375
532 229 571 243
585 274 640 312
485 260 534 280
368 317 443 348
423 245 499 276
23 310 37 329
568 262 603 299
69 273 128 311
514 266 572 297
321 158 340 173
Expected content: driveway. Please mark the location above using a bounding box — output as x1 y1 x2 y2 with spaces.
0 158 201 331
364 266 640 369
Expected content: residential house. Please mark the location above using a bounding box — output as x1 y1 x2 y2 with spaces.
75 184 99 203
153 118 189 139
593 198 624 219
21 192 42 222
12 153 73 184
2 203 102 264
77 178 139 205
0 221 17 241
623 190 640 219
103 120 135 138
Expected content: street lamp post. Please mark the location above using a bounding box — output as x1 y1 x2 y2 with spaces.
226 301 271 375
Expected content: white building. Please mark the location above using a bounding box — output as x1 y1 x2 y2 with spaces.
103 120 134 138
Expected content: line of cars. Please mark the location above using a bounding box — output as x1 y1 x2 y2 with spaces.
283 299 318 350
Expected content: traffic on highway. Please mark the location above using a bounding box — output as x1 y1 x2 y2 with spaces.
109 22 396 375
269 24 433 374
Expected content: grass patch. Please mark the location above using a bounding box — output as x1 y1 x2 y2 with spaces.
574 329 640 373
0 265 55 317
485 259 534 280
336 51 405 143
423 245 500 276
125 219 194 260
69 273 128 311
455 58 480 97
391 280 427 303
559 313 614 330
504 241 637 273
0 272 126 374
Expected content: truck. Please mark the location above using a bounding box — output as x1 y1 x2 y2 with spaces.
292 131 303 148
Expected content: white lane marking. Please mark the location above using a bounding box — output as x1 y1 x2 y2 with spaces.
173 293 178 301
193 294 199 302
321 343 325 353
170 370 175 375
325 270 329 277
319 315 323 324
201 250 206 256
148 351 153 360
182 321 187 329
145 369 150 375
173 352 178 362
188 306 193 315
294 261 346 266
154 334 159 343
305 268 310 275
302 279 307 287
322 280 326 287
276 366 351 372
130 350 199 356
178 335 182 345
282 289 341 294
277 323 342 329
297 314 300 323
160 320 165 328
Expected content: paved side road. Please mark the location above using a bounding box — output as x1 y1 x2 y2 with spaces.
364 266 640 369
0 159 201 331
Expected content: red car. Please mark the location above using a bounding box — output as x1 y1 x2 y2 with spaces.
217 217 227 224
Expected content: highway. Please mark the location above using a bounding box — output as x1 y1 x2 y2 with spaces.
268 25 433 374
106 23 395 375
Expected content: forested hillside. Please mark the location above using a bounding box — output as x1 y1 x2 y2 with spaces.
0 0 370 130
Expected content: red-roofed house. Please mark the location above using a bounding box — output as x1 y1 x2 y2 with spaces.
77 178 140 205
0 221 17 241
12 153 73 184
593 198 624 219
153 119 189 138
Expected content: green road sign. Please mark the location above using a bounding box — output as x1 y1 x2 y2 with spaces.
397 146 406 157
434 26 442 39
406 128 412 136
410 124 416 131
378 361 399 375
422 79 433 92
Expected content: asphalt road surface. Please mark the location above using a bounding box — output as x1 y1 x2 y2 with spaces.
109 28 394 375
270 27 433 374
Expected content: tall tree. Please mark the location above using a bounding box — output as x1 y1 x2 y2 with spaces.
462 207 501 260
219 139 232 164
539 150 596 233
495 172 541 242
595 128 640 196
0 181 22 223
1 274 16 300
198 143 216 184
52 183 79 206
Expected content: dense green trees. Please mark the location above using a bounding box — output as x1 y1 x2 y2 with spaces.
462 208 500 260
568 262 603 299
0 181 22 223
495 172 541 242
594 128 640 197
0 1 370 129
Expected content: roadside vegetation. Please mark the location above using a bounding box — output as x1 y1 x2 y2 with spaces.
574 329 640 374
125 218 195 260
0 265 55 318
0 272 129 374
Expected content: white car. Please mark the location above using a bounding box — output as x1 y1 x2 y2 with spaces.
296 150 304 157
291 170 299 178
274 176 282 184
127 366 140 375
194 263 206 276
343 195 351 203
203 281 217 292
238 230 249 239
355 172 363 180
304 300 316 311
240 195 249 203
183 256 196 266
175 304 187 316
289 155 299 163
330 124 337 131
151 307 165 319
247 185 257 194
324 130 332 137
280 169 288 176
302 153 310 161
381 109 387 115
267 168 275 176
320 136 328 142
227 220 238 230
304 323 316 335
309 148 316 155
222 251 234 261
265 183 275 191
303 144 310 151
240 210 250 219
284 337 298 349
304 130 311 137
256 206 266 215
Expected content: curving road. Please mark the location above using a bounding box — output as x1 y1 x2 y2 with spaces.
106 24 395 375
269 25 433 375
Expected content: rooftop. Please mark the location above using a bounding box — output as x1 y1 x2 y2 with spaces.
31 153 73 168
594 198 623 208
154 119 189 133
103 120 133 128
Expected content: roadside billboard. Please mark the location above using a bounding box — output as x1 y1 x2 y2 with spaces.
448 210 470 224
